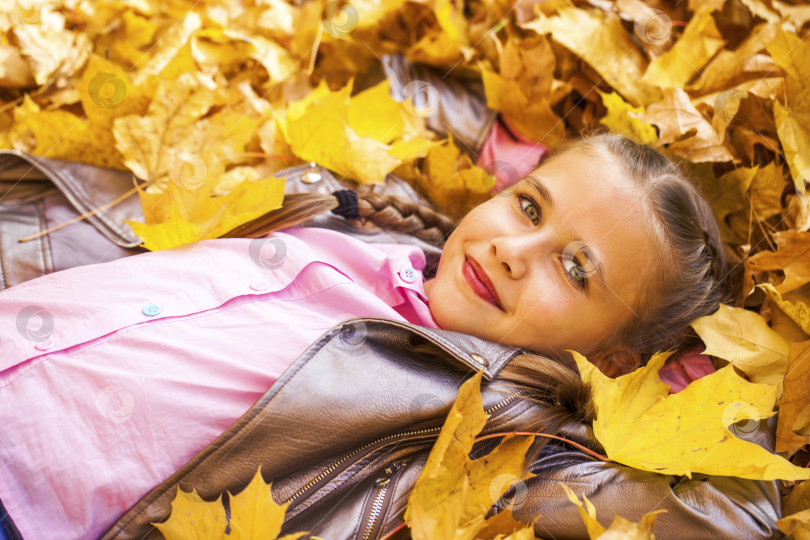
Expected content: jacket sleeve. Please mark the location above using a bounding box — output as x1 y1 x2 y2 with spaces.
515 438 783 540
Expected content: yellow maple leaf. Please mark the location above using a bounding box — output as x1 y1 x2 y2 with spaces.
404 370 536 540
690 303 790 385
410 136 493 220
572 351 810 480
280 80 402 184
132 11 201 85
597 90 658 146
480 65 565 146
125 174 285 250
778 508 810 540
154 488 228 540
559 482 664 539
8 94 124 170
154 468 312 540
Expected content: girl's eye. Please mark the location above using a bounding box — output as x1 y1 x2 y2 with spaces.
562 254 588 290
518 195 541 225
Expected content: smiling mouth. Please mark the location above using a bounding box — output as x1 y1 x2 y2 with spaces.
463 257 503 310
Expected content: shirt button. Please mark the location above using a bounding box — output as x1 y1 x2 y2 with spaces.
398 266 418 283
35 339 54 351
250 280 269 292
142 304 162 317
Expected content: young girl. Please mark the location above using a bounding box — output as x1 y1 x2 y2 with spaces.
0 134 779 539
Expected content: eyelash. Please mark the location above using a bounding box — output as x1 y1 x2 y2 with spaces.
516 192 587 291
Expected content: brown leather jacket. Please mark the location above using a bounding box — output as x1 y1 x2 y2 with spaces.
97 316 783 540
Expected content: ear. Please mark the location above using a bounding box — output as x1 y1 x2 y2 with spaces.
587 349 643 378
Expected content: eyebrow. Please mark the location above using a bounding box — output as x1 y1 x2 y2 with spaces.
524 175 554 212
525 175 608 295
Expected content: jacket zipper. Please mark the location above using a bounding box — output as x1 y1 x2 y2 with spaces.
284 392 522 507
361 460 408 540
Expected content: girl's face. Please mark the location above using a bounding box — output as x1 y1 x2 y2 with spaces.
424 148 660 358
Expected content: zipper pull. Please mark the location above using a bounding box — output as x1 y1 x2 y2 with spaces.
375 461 405 487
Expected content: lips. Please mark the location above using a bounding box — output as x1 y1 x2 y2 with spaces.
463 256 503 310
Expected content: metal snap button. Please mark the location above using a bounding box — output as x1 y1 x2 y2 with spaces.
470 353 489 367
300 165 322 184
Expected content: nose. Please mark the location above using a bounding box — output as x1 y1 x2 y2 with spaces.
490 230 551 279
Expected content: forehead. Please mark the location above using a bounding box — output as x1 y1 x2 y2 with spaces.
530 149 660 307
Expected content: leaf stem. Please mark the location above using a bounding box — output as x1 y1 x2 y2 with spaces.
474 432 611 462
380 521 407 540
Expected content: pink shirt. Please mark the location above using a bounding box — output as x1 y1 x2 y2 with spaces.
0 227 438 540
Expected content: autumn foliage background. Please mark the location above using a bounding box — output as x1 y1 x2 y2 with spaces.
2 0 810 537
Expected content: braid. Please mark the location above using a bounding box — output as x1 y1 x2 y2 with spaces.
222 191 456 249
357 193 456 248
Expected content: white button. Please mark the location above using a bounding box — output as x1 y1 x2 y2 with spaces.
398 266 418 283
35 339 54 351
250 281 269 292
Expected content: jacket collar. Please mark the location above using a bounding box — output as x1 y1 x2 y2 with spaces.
350 316 526 380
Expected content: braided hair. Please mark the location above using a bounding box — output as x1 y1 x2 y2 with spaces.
223 190 456 248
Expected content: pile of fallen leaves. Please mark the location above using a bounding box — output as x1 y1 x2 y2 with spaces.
2 0 810 537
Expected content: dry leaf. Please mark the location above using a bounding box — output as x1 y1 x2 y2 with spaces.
280 80 403 184
404 370 535 539
153 468 311 540
642 88 734 162
572 351 810 480
691 303 789 386
480 65 565 146
560 482 665 539
760 284 810 337
642 6 725 90
521 6 660 107
749 231 810 294
773 340 810 452
597 90 658 146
